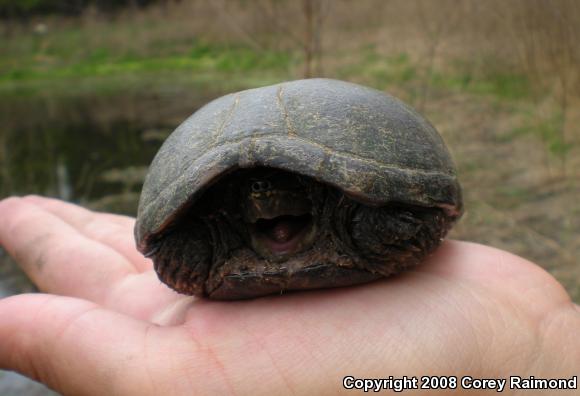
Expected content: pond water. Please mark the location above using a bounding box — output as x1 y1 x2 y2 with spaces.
0 93 209 394
3 114 163 209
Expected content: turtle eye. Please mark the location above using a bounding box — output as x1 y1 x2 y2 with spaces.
251 180 272 193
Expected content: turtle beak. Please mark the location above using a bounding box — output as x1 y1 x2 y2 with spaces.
243 189 318 260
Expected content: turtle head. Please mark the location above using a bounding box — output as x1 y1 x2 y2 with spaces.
240 169 318 261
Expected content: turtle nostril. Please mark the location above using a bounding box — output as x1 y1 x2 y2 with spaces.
251 180 272 193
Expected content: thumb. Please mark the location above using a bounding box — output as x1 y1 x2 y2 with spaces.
0 294 151 396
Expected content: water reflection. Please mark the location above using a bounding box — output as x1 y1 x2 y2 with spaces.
4 118 164 212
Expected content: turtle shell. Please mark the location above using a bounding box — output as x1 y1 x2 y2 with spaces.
135 78 462 252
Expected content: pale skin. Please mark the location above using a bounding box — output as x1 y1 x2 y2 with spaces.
0 196 578 396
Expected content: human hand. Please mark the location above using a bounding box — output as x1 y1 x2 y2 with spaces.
0 196 578 396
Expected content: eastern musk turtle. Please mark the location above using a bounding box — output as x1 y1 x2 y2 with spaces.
135 78 463 300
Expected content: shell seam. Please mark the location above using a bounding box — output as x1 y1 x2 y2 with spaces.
213 93 240 145
276 84 297 137
140 135 457 219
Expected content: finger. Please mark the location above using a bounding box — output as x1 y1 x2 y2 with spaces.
22 195 151 272
0 197 136 302
0 294 152 395
0 294 228 396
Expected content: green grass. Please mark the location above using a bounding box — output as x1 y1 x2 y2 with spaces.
2 49 289 81
335 48 418 88
0 35 294 97
2 22 537 104
3 40 291 73
431 71 530 100
508 111 571 158
335 46 532 103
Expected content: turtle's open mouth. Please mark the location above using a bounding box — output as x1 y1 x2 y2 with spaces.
238 169 318 260
250 213 316 258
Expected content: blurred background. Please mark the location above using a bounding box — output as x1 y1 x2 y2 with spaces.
0 0 579 393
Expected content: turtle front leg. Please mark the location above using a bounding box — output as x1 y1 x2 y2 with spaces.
350 204 450 276
151 221 212 296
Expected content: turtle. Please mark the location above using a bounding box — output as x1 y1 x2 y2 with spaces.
134 78 463 300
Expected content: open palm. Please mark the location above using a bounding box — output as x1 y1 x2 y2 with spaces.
0 196 578 396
